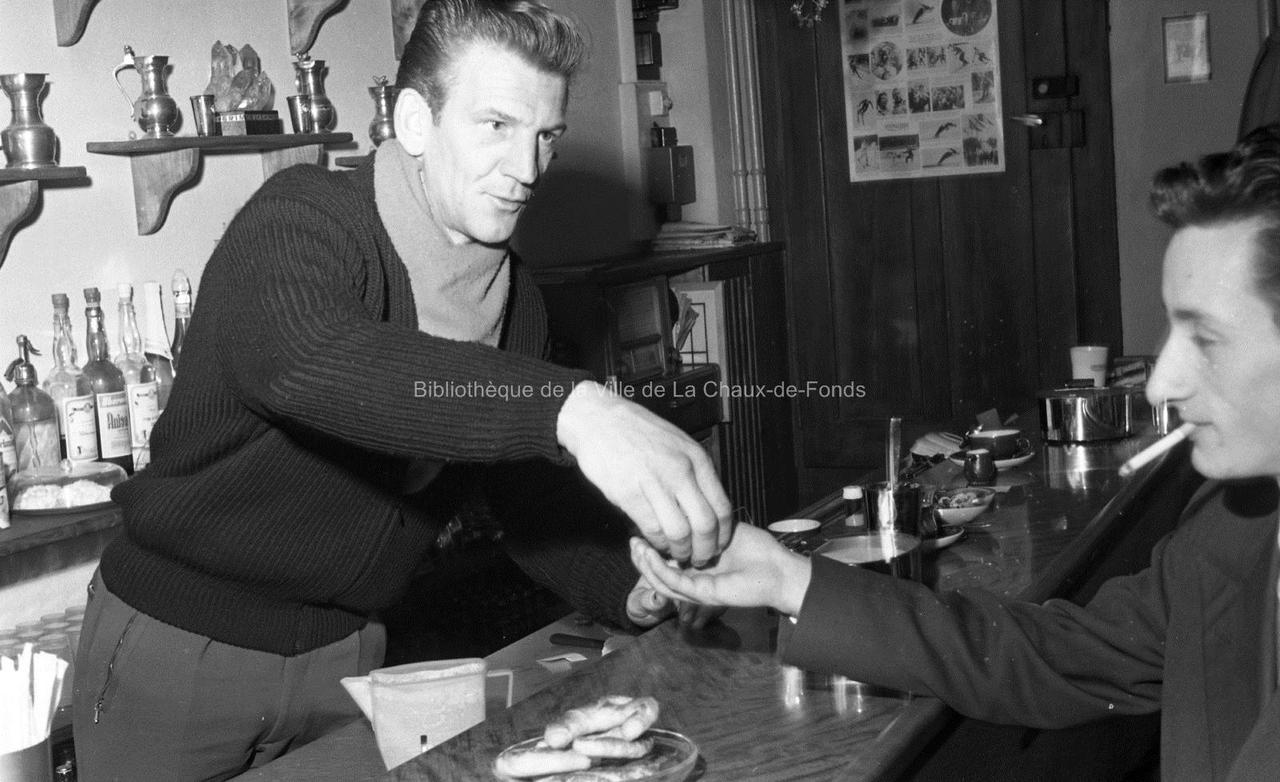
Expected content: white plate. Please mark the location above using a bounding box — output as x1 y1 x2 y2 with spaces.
949 449 1035 469
920 529 964 551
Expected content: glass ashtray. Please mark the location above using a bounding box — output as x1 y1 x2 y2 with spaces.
8 459 126 514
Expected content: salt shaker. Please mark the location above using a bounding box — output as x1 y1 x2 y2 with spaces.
841 485 865 528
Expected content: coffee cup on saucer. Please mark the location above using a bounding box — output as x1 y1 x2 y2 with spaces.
965 428 1029 460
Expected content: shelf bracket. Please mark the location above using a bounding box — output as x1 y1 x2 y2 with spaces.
391 0 426 59
261 144 323 179
53 0 99 46
0 180 40 266
288 0 346 55
128 148 199 236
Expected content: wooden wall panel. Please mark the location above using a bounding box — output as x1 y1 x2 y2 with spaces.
756 0 1121 495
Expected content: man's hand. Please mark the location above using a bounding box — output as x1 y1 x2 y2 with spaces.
629 523 813 617
626 577 724 630
557 380 733 566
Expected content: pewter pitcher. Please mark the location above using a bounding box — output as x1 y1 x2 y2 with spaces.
113 46 179 137
0 73 58 168
293 56 336 132
367 80 398 146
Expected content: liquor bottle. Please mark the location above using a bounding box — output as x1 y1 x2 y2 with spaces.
0 384 16 480
44 294 98 463
171 270 192 374
0 390 12 529
5 335 60 472
83 287 133 474
115 283 160 471
140 281 174 410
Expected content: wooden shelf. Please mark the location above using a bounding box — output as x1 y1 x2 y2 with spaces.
0 165 89 266
288 0 345 55
52 0 98 46
54 0 356 58
86 132 353 235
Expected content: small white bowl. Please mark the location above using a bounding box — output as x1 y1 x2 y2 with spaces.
932 487 996 526
767 518 821 535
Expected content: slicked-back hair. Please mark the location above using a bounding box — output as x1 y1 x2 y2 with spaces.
395 0 585 116
1151 125 1280 326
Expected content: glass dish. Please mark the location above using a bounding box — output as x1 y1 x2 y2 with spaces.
8 459 126 515
493 728 698 782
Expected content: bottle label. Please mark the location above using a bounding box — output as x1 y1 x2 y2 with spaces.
62 394 100 462
0 419 16 480
126 381 160 470
95 391 131 459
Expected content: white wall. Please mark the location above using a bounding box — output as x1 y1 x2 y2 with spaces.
0 1 391 376
655 0 736 226
0 0 642 371
1110 0 1260 354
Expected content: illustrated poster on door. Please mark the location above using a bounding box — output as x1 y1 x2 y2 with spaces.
840 0 1006 182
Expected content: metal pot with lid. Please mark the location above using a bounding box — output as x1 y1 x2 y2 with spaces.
1038 382 1136 443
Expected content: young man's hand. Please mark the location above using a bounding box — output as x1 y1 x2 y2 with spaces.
625 577 724 630
629 524 813 618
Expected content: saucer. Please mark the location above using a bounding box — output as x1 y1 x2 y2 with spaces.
994 449 1035 469
921 528 964 551
950 448 1034 469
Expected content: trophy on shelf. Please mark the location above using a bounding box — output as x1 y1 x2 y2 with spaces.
203 41 281 136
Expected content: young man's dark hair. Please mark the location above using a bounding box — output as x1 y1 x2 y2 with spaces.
1151 124 1280 325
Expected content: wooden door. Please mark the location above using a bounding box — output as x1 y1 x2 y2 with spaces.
754 0 1119 495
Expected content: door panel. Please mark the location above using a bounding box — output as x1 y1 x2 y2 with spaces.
755 0 1119 492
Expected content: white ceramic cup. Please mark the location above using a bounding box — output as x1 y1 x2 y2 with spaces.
1069 345 1109 388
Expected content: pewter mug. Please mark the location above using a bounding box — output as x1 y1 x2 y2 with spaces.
0 73 58 168
113 46 179 137
293 57 336 132
368 82 399 146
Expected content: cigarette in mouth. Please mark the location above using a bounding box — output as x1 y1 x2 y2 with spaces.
1118 422 1196 478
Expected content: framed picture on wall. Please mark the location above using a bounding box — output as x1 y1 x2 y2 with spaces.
1163 13 1211 84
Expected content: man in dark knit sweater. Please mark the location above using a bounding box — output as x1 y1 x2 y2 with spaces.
71 2 732 779
633 127 1280 782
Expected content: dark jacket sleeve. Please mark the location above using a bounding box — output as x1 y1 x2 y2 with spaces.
785 543 1169 729
484 459 642 630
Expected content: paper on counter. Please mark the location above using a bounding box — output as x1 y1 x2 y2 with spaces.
537 652 587 674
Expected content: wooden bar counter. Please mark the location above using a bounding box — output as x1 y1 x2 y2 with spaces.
243 429 1202 781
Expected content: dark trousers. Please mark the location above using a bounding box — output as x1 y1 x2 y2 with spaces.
72 570 385 782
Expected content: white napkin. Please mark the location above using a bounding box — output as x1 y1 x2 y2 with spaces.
341 658 488 770
911 431 963 457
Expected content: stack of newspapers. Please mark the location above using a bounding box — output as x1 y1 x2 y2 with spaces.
652 221 757 252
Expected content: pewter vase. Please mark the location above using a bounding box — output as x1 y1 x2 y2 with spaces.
367 83 398 146
293 58 336 132
113 47 179 137
0 74 58 168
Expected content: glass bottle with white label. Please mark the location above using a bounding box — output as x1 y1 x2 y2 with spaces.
83 287 133 474
44 293 99 463
115 283 160 471
0 388 16 480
